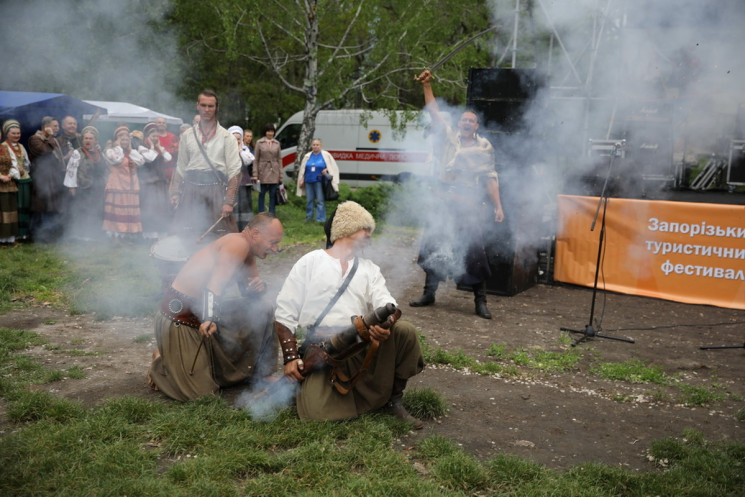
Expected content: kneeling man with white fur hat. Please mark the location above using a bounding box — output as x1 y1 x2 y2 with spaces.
274 201 425 428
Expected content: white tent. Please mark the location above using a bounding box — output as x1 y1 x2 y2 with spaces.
83 100 182 125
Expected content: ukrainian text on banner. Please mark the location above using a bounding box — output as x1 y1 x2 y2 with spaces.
554 195 745 310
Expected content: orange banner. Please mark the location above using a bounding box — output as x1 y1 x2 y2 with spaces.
555 195 745 310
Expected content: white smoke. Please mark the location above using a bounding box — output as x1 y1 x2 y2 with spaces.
235 377 300 422
0 0 187 116
519 0 745 179
377 0 745 299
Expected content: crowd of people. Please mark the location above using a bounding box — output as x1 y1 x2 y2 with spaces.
0 91 286 245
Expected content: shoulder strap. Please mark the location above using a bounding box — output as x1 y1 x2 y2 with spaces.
308 257 359 335
192 125 227 186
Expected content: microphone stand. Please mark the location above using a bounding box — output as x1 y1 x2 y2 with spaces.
560 140 635 347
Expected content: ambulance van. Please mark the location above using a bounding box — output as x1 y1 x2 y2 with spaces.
275 109 434 186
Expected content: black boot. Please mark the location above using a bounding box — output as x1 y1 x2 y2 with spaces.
409 272 439 307
384 378 423 429
473 282 492 320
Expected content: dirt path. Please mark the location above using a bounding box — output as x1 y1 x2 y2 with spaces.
3 232 744 471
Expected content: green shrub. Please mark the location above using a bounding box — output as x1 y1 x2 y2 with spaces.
348 182 397 219
735 408 745 422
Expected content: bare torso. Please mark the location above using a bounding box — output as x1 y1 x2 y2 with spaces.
172 232 257 299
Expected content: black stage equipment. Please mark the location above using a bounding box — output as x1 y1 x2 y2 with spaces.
620 101 675 195
560 140 636 347
580 139 628 196
466 67 542 134
690 154 726 191
453 185 542 296
476 219 540 296
458 68 545 296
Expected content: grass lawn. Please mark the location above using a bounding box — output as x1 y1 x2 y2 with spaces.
1 183 744 495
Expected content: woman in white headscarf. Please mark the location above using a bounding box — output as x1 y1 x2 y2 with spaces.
102 126 145 239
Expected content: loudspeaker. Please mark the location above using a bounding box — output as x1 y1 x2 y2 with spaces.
466 68 543 133
485 228 539 296
576 145 631 197
624 121 672 164
456 221 539 297
617 100 674 186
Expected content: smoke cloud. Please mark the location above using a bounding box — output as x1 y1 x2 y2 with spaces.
377 0 745 299
519 0 745 185
0 0 187 116
235 378 299 422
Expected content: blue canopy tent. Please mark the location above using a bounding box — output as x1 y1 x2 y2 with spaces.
0 91 106 147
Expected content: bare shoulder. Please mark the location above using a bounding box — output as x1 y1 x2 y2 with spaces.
214 232 247 247
215 233 251 257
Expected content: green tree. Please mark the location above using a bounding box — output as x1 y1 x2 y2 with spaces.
170 0 499 168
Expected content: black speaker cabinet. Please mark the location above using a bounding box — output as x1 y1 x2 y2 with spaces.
456 167 541 297
622 100 673 122
615 120 674 192
466 68 543 133
456 221 538 297
485 228 539 296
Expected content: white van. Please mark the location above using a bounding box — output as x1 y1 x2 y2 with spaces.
275 109 434 186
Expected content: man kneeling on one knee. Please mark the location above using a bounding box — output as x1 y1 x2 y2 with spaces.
148 213 284 401
274 201 425 428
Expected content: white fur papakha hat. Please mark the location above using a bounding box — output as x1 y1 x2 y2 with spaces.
329 201 376 243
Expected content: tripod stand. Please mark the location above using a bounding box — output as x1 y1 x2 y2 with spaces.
560 141 635 347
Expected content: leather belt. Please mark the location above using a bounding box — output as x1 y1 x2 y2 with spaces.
160 287 201 328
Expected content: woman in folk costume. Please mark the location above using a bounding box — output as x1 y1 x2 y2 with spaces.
2 120 31 241
102 126 145 239
137 122 173 239
0 124 21 244
63 125 107 241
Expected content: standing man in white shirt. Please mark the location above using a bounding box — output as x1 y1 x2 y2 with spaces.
169 90 242 237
